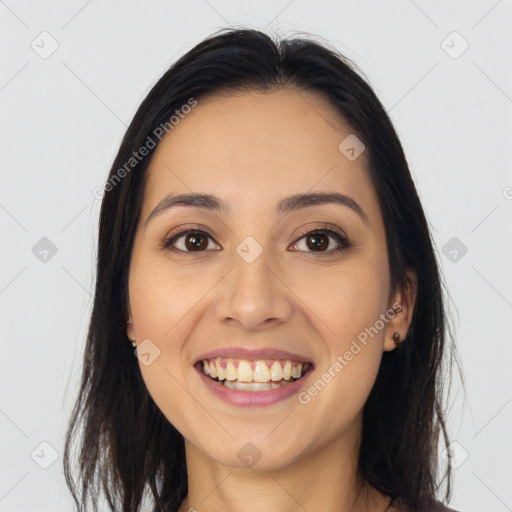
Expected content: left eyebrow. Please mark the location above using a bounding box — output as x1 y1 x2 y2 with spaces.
276 192 368 225
144 191 369 229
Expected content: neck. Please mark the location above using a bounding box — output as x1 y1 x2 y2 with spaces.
177 415 390 512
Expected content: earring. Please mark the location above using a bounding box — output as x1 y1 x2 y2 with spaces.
127 320 137 348
392 332 403 346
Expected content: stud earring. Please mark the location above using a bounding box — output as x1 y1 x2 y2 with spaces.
392 332 403 346
126 320 136 348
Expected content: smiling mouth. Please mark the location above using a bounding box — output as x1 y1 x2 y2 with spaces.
195 357 313 391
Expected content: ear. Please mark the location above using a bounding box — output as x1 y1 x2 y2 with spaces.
126 303 135 342
383 268 418 352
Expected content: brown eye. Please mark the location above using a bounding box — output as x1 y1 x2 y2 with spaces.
291 228 350 254
184 233 208 251
163 229 220 252
163 227 350 255
305 232 329 251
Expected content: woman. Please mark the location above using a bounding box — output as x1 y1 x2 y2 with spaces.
63 28 461 512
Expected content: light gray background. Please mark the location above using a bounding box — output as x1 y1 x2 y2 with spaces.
1 1 511 511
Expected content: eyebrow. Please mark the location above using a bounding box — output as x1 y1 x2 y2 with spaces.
144 191 369 228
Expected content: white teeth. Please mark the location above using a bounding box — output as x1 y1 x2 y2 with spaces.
209 360 217 379
253 360 271 382
283 360 292 380
292 363 302 379
215 357 226 380
200 357 309 384
223 380 295 391
237 361 253 382
225 359 237 381
270 360 283 381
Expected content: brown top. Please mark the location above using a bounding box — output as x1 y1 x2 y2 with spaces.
388 499 461 512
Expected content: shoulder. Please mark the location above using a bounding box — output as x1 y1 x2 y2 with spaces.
393 501 462 512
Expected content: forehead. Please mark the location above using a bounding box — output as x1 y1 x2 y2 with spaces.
141 89 378 220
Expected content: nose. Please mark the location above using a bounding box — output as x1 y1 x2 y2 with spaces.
213 247 293 332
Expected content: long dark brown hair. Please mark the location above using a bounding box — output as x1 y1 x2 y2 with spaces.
63 27 460 512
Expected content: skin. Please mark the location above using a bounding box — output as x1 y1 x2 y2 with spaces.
126 88 417 512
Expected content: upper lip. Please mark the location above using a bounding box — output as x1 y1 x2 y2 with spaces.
194 347 314 365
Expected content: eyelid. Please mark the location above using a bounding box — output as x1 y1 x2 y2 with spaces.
161 223 350 254
161 226 220 252
292 224 347 242
289 226 350 255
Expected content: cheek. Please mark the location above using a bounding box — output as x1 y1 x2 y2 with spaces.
128 256 217 340
293 257 389 344
297 251 389 427
128 259 201 432
128 257 224 418
127 261 191 393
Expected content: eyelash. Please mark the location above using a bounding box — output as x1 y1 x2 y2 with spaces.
160 225 351 256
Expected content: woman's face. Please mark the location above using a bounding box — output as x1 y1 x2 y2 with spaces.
126 89 415 469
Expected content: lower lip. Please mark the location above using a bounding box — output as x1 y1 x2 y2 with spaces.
194 363 314 407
